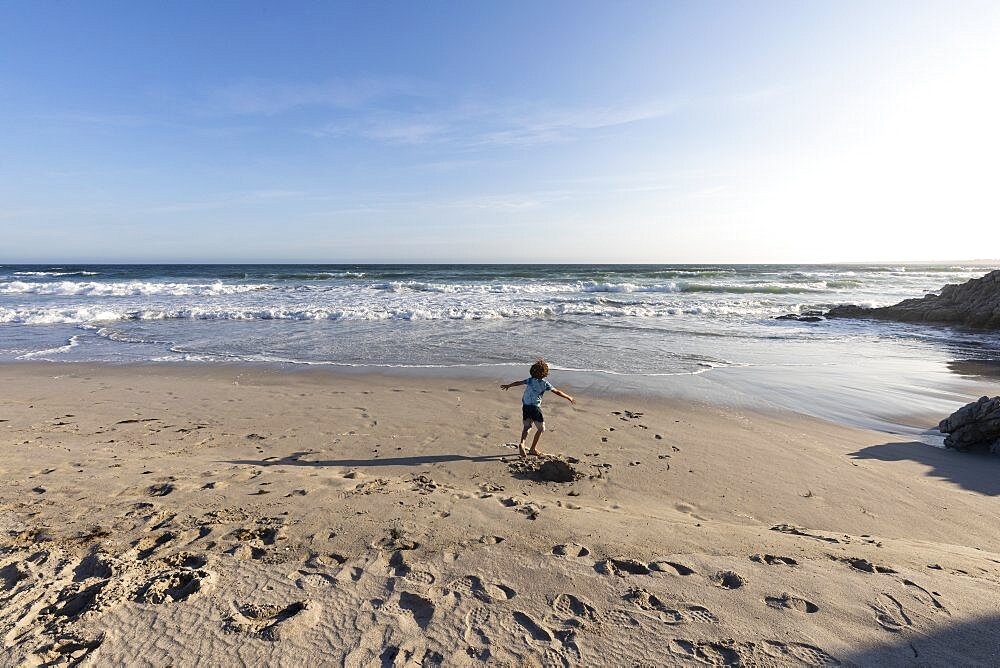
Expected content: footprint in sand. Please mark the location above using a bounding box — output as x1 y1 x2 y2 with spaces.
1 563 29 592
41 580 108 621
544 642 581 668
650 560 695 576
765 593 819 613
624 588 685 624
294 570 337 589
464 607 493 657
446 575 516 603
335 565 364 583
839 557 897 574
750 553 798 566
223 600 316 641
743 640 840 666
161 552 208 570
686 639 837 667
552 593 598 622
134 569 213 604
871 593 912 632
602 608 641 628
227 544 268 561
760 641 841 666
388 549 414 577
134 531 175 560
552 543 590 558
146 482 174 497
33 633 104 666
597 558 651 576
670 639 743 666
511 610 552 642
228 523 285 546
770 524 842 544
398 591 436 629
902 579 948 614
681 605 720 624
403 568 436 586
711 570 745 590
516 504 541 520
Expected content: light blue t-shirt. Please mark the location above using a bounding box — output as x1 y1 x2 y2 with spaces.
522 378 554 406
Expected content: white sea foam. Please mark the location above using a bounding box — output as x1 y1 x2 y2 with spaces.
0 280 272 297
370 281 568 295
90 326 173 345
0 306 124 325
0 298 793 326
16 335 83 359
579 281 680 293
12 270 100 277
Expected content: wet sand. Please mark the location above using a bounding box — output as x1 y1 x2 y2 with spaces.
1 362 999 666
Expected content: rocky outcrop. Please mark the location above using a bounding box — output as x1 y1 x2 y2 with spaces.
939 396 1000 453
774 311 825 322
826 270 1000 329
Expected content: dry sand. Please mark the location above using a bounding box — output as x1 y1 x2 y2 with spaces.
1 362 999 666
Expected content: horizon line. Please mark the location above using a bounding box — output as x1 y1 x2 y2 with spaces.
1 259 999 266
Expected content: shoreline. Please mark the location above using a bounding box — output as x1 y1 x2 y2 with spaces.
2 356 987 434
2 361 1000 664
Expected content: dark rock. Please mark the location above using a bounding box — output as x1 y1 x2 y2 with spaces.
826 269 1000 329
775 310 825 322
939 396 1000 452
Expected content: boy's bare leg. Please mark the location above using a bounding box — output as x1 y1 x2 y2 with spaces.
518 424 529 457
528 429 543 456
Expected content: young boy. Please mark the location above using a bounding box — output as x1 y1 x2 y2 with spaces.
500 359 575 457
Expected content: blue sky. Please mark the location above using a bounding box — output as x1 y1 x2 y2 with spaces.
1 1 997 262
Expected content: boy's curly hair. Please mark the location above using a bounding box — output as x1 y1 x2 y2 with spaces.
529 359 550 379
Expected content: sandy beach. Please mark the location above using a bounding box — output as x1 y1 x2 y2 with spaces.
5 0 1000 663
1 362 999 666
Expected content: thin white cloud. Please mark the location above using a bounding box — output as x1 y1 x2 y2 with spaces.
472 100 685 146
207 77 426 115
308 97 684 147
304 187 583 217
363 121 450 144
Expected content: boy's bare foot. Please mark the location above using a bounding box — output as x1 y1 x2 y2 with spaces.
528 449 543 457
518 443 526 457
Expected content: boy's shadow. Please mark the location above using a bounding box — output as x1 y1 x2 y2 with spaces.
227 452 509 469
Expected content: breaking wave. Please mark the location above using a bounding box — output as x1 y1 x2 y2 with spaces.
0 280 273 297
12 271 100 277
0 299 795 325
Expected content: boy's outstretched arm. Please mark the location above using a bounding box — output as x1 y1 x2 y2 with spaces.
551 388 576 403
500 380 526 391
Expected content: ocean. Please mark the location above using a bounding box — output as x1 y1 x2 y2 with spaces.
2 263 997 436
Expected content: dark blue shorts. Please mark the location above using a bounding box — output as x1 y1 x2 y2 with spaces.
522 404 544 425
